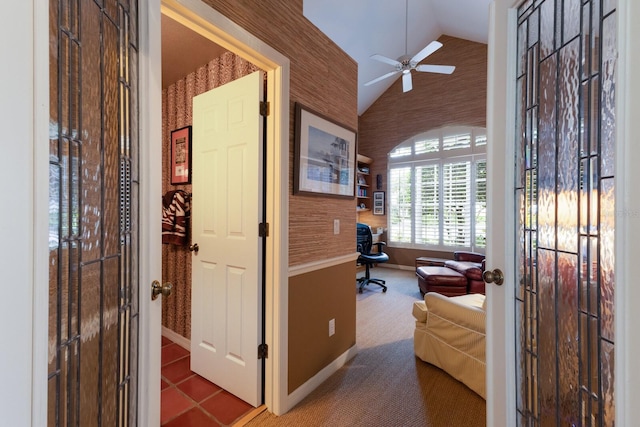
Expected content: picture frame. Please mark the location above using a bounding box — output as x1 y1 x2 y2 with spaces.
170 125 192 185
373 191 385 215
294 103 356 198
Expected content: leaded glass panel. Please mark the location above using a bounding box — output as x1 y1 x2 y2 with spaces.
515 0 616 424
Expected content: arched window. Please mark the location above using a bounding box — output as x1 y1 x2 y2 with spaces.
387 126 487 252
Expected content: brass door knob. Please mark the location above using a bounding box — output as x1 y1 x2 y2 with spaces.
151 280 173 300
483 268 504 286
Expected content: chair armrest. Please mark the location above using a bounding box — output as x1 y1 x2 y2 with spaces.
424 293 486 333
373 241 386 253
454 251 485 263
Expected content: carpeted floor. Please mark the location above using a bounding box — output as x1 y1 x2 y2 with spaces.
246 267 486 427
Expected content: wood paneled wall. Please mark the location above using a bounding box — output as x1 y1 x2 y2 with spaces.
202 0 359 267
161 52 260 338
357 36 488 256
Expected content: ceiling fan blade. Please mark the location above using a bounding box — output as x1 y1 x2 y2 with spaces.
415 64 456 74
364 70 400 86
410 40 443 64
370 54 401 67
402 72 413 92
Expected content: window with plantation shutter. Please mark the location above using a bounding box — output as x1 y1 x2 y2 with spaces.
389 167 412 243
443 161 471 246
387 126 486 252
415 164 439 245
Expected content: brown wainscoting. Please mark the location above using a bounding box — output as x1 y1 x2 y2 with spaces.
288 259 357 393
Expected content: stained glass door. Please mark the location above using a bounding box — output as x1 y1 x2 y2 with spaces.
514 0 616 424
48 0 140 425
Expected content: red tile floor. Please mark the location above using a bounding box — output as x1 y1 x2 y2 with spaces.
161 336 258 426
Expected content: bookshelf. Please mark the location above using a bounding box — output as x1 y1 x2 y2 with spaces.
356 154 372 212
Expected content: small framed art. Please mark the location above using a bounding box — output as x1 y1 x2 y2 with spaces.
373 191 385 215
170 126 192 185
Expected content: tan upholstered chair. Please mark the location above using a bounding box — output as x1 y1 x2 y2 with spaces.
412 292 486 399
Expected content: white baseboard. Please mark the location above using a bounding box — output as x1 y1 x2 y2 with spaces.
162 326 190 350
284 344 358 412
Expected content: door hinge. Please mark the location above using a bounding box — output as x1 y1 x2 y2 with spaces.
260 101 270 116
258 343 268 359
259 222 269 237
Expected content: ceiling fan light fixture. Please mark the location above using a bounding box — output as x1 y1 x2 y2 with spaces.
363 1 455 93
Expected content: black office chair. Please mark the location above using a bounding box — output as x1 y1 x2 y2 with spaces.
356 223 389 293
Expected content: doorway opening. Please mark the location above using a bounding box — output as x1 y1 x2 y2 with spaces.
156 0 291 417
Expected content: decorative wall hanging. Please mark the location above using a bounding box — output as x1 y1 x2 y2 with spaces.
294 103 356 198
373 191 385 215
170 125 192 185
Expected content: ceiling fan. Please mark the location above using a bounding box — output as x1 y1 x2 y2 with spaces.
364 0 456 93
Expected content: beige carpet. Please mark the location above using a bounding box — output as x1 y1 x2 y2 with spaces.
246 267 486 427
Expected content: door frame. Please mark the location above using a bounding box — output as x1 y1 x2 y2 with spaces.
141 0 291 417
487 0 640 425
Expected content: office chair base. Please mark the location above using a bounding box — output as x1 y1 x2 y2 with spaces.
357 277 387 293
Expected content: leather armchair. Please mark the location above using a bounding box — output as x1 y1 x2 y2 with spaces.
444 251 486 294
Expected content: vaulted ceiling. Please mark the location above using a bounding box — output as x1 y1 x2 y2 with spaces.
161 0 492 115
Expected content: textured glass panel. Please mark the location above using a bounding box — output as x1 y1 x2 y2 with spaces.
48 376 57 426
130 49 139 182
131 183 140 314
601 339 615 425
70 41 80 139
105 0 118 21
557 39 580 253
81 1 103 262
600 178 615 342
579 313 588 387
79 262 100 425
588 237 600 316
516 189 525 299
530 46 538 108
538 56 556 250
591 0 601 78
128 314 139 426
528 9 539 48
69 241 80 338
66 340 80 426
563 0 581 43
60 34 70 136
538 249 557 423
516 299 526 412
130 0 138 48
590 77 600 155
49 0 60 160
601 14 617 178
557 253 579 423
580 82 589 156
102 257 120 427
539 0 555 58
516 76 526 188
104 21 121 257
518 21 528 77
603 0 617 15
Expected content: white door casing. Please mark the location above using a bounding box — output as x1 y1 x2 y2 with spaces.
191 71 264 407
486 2 517 426
138 0 164 425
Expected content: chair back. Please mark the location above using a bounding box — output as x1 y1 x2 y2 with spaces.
356 223 372 254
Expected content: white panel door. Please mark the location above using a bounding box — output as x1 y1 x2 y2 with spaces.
191 71 264 407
